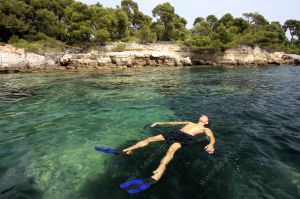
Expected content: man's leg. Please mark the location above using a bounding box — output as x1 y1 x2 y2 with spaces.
151 142 181 181
123 134 165 154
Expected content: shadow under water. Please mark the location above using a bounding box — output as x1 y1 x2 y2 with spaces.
79 134 231 199
0 166 42 199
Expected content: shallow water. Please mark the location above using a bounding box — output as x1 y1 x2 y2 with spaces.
0 66 299 199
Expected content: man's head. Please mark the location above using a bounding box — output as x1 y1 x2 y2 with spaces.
199 115 209 125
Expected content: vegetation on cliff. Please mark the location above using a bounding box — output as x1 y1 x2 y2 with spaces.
0 0 299 53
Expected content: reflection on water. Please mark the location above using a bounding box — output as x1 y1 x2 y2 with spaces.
0 66 299 199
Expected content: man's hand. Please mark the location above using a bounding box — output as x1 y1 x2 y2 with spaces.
204 144 215 154
204 128 215 154
151 122 159 127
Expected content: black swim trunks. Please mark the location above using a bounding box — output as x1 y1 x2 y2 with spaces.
162 130 194 146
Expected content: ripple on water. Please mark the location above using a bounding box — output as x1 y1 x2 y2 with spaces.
0 66 299 199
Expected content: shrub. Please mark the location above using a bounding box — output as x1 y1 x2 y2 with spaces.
112 43 127 52
94 29 110 45
8 33 65 53
136 26 157 44
183 35 222 52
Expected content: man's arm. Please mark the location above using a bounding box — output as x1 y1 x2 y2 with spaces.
151 121 190 127
204 128 215 154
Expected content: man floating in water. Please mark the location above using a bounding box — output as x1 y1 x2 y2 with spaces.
95 115 215 194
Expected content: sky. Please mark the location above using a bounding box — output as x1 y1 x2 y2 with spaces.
81 0 299 28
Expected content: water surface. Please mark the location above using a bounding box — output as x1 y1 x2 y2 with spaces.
0 66 299 199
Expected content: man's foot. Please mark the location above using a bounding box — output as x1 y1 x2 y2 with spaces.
151 168 164 181
122 149 133 155
151 174 160 181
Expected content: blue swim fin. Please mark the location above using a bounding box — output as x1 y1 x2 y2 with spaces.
120 177 157 194
95 146 127 155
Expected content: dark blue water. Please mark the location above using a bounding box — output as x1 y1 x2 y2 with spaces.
0 66 299 199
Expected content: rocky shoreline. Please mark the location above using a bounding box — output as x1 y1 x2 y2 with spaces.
0 43 299 73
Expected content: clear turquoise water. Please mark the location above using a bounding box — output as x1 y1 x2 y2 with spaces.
0 66 299 199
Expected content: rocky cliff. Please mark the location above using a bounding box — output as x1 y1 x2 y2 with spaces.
60 43 192 70
216 46 300 66
0 43 299 73
0 45 57 73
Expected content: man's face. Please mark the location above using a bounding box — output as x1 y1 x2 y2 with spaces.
200 115 209 124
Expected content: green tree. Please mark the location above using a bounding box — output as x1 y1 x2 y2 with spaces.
206 15 218 31
136 25 157 43
243 12 269 27
64 1 93 43
114 9 129 40
192 21 212 36
150 22 164 40
183 35 221 52
34 9 59 36
216 24 234 45
218 13 234 28
232 17 249 34
0 0 33 41
121 0 138 23
121 0 151 31
265 22 287 44
193 17 205 26
283 19 300 46
0 0 299 54
90 5 114 38
94 28 110 45
152 2 187 41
